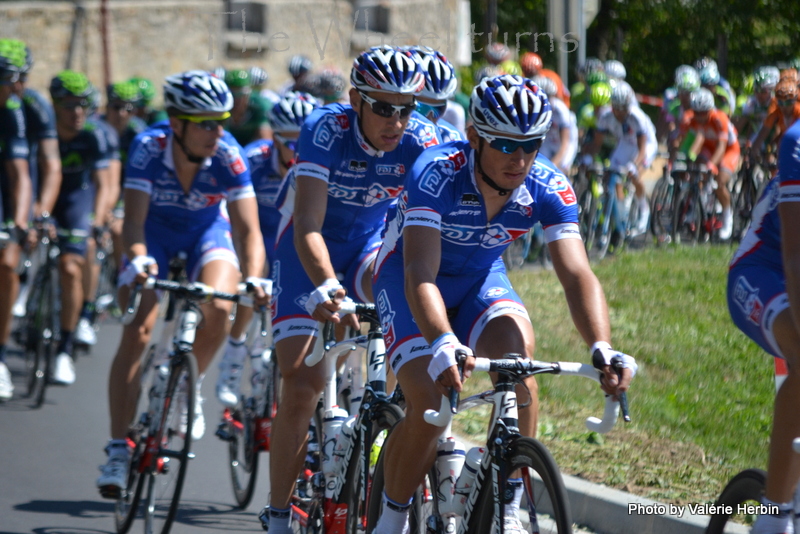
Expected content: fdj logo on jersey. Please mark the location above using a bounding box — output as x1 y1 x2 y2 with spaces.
376 163 405 176
419 159 457 198
313 113 348 150
376 289 396 348
542 173 577 206
733 276 764 325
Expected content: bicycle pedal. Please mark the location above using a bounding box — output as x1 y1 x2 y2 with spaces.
215 422 234 442
98 485 123 500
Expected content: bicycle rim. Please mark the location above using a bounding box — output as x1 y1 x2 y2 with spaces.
114 431 147 533
650 176 672 243
227 397 260 508
143 352 197 534
33 269 56 408
342 403 403 534
705 468 766 534
596 193 614 260
578 189 596 255
673 188 700 245
468 437 573 534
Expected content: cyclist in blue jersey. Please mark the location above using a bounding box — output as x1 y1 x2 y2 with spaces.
728 120 800 534
0 40 33 401
216 91 319 407
371 75 637 534
260 45 438 534
47 70 112 385
96 70 269 498
407 46 464 142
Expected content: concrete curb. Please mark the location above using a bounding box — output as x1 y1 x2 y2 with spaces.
557 472 747 534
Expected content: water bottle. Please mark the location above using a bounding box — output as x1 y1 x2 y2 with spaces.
332 415 358 474
321 407 349 478
435 438 466 516
250 350 267 413
452 446 485 515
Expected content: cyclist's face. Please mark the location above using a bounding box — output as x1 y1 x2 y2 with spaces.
55 98 89 133
350 88 415 153
467 126 537 191
755 88 773 105
612 106 629 123
106 100 134 132
173 117 225 158
694 110 710 123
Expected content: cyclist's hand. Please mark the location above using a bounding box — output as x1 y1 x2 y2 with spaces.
119 255 157 287
591 341 637 398
707 162 719 176
306 279 348 323
429 334 474 395
246 276 273 307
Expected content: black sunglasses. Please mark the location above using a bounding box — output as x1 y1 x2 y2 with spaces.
487 137 542 155
57 99 91 110
110 102 135 112
359 92 416 119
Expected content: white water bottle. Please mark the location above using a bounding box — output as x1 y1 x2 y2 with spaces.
148 364 170 419
332 415 358 473
435 438 466 516
452 446 484 515
321 407 349 478
250 351 266 413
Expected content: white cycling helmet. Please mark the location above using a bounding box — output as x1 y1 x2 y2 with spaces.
610 81 636 109
690 88 715 112
532 75 557 98
164 70 233 115
674 65 700 93
350 45 425 95
408 46 457 102
470 75 552 140
604 59 627 81
268 91 320 133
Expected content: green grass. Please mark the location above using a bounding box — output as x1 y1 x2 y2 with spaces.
456 245 774 504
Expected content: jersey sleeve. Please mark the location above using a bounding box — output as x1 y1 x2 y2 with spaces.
218 138 255 202
595 108 615 134
124 131 158 195
402 149 461 231
23 91 57 140
89 127 112 170
778 124 800 202
532 167 579 242
294 108 343 183
1 103 29 162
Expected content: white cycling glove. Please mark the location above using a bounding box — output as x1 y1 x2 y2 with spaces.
591 341 638 378
118 255 156 287
246 276 273 296
304 278 344 316
427 333 473 382
624 161 639 177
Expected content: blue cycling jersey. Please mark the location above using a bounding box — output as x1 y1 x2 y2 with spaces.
376 141 580 277
244 138 284 250
437 118 464 143
730 120 800 273
124 123 255 234
277 103 439 242
0 95 30 222
21 88 57 195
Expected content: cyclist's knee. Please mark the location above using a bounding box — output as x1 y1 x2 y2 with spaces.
279 376 322 413
59 254 84 279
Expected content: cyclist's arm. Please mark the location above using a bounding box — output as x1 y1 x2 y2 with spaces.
227 195 266 279
92 168 111 227
35 138 62 218
105 160 122 217
404 225 452 344
5 158 32 229
582 130 604 158
709 137 727 168
781 201 800 334
293 174 337 286
548 236 611 346
688 131 705 159
634 133 647 171
553 126 570 166
121 188 150 260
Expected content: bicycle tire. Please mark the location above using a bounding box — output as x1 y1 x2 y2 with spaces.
577 188 597 254
33 264 57 408
595 191 615 260
114 430 147 534
346 402 405 534
673 187 702 245
468 437 573 534
705 468 766 534
23 266 48 402
143 351 198 534
650 175 674 244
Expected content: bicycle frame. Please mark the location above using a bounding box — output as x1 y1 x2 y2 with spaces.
423 358 621 534
297 302 390 533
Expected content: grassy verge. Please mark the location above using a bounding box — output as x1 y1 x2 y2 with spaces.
456 245 773 505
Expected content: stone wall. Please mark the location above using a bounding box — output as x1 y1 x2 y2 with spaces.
0 0 459 105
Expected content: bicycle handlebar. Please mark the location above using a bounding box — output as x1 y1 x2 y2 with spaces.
423 357 622 434
303 302 378 367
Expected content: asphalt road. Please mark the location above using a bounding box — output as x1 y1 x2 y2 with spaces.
0 320 271 534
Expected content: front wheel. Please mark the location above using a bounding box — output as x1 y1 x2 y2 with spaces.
143 352 198 534
705 468 766 534
468 437 572 534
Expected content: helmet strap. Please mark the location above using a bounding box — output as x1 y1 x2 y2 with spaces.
476 139 513 197
356 101 381 152
174 121 206 164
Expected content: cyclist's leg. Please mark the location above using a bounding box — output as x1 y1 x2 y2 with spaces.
372 262 441 533
718 146 740 239
0 242 21 399
728 265 798 532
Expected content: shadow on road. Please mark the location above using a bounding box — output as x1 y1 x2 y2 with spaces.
14 500 112 519
170 500 263 531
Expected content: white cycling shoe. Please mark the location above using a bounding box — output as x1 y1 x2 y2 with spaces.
75 318 97 346
179 389 205 441
97 455 129 499
0 361 13 401
216 341 247 407
51 352 76 385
